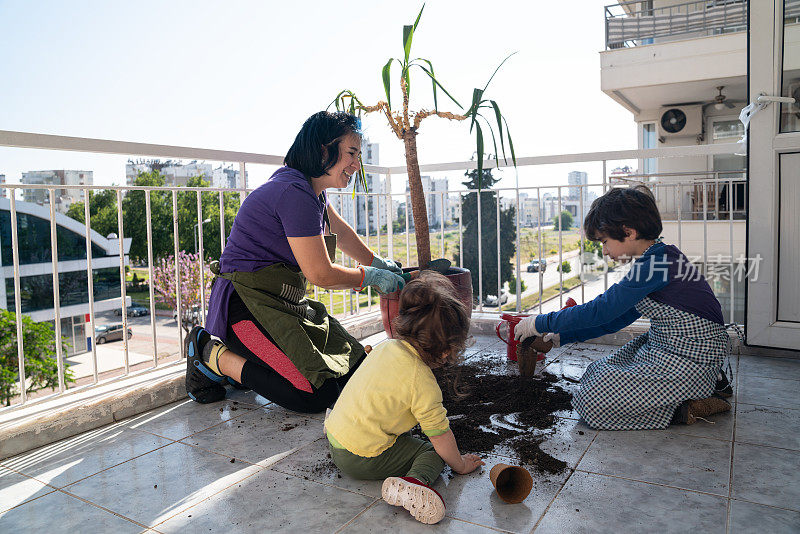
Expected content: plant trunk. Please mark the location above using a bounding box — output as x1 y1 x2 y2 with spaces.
403 131 431 269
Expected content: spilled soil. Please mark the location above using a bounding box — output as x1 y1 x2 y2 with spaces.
429 358 574 475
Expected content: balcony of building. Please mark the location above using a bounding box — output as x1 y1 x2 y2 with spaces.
0 131 797 532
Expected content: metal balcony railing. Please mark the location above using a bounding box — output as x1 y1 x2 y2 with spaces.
0 129 746 411
605 0 759 49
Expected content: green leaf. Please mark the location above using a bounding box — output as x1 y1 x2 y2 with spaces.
467 88 484 132
382 58 394 109
490 100 507 161
481 51 518 93
503 116 517 167
479 113 499 166
475 121 485 188
403 4 425 64
415 61 462 109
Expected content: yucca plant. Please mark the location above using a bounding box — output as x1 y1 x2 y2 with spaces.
330 4 515 269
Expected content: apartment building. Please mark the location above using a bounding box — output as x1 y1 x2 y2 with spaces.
21 170 92 214
601 0 800 346
126 161 244 188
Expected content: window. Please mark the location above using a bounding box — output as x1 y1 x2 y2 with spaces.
642 123 657 175
0 210 107 266
712 120 744 141
5 267 121 312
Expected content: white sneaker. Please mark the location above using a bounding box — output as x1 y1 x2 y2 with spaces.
381 476 446 525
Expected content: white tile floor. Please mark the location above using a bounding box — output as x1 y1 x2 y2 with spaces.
1 337 799 533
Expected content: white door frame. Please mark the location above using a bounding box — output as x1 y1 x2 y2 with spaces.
747 0 800 349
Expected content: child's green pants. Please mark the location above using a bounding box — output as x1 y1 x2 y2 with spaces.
328 433 445 485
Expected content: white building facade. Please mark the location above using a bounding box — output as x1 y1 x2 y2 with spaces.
21 170 92 214
0 199 131 355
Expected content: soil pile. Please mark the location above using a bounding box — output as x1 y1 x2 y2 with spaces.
432 359 574 475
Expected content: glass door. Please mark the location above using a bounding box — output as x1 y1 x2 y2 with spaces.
746 0 800 349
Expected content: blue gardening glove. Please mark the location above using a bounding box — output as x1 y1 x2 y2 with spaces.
362 266 405 294
370 255 402 274
514 314 542 342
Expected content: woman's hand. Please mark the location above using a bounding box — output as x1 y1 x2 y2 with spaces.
454 453 485 475
513 314 542 342
370 255 403 274
362 266 405 294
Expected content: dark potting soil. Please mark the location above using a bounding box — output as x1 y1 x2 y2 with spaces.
430 360 573 475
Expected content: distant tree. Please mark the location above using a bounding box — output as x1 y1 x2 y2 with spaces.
557 260 572 274
508 275 526 295
456 168 517 298
151 251 213 333
552 210 574 231
0 309 73 406
176 176 240 261
66 189 118 238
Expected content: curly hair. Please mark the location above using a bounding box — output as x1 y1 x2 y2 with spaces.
392 271 470 368
584 185 662 242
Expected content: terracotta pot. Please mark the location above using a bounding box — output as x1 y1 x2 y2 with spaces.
489 463 533 504
379 266 472 338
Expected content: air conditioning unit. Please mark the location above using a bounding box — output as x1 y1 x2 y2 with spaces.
657 105 702 140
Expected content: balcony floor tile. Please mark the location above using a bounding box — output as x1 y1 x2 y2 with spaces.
3 336 800 532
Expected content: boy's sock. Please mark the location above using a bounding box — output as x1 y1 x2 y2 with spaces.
202 339 228 377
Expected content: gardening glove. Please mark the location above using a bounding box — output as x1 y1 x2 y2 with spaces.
362 266 405 294
542 332 561 348
370 255 403 274
514 314 542 342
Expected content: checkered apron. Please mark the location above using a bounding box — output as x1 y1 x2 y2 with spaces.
572 297 729 430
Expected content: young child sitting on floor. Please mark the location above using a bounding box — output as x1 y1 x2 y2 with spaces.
515 186 732 431
324 271 484 525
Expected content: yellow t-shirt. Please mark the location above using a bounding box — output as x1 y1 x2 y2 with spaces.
324 339 449 457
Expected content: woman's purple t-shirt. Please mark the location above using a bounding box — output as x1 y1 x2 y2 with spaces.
206 166 326 339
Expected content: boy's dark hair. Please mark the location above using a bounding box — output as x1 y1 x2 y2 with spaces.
284 111 361 178
393 271 470 368
584 185 662 241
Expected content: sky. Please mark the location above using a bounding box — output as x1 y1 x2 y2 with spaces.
0 0 637 194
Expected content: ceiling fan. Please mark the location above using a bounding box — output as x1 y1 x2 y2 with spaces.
713 86 736 110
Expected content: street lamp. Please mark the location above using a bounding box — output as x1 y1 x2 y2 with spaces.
194 218 211 254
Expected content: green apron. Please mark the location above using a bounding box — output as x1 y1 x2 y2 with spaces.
209 228 362 389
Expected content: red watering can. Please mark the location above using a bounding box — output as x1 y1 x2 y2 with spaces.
496 298 577 362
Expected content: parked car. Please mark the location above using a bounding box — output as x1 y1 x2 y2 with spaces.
483 290 510 307
114 303 150 317
526 258 547 273
95 323 133 344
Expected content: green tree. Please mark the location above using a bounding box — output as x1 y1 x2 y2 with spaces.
120 171 174 262
0 309 73 406
552 210 573 231
66 189 118 238
558 260 572 273
177 176 240 261
456 168 517 298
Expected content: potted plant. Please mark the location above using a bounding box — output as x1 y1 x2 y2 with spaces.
331 4 516 336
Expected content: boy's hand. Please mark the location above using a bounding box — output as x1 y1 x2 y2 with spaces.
514 314 541 341
455 454 485 474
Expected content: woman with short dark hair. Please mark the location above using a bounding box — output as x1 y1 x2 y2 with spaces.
185 111 405 412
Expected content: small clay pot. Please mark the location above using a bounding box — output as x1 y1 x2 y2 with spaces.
489 463 533 503
517 336 553 377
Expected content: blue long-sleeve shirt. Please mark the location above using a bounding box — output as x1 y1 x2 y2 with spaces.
534 242 724 344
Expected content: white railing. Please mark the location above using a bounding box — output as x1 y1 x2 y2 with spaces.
0 129 744 410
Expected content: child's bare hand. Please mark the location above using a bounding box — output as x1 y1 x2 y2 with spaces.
455 454 485 474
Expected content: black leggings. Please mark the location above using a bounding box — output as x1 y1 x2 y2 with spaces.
225 290 364 414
